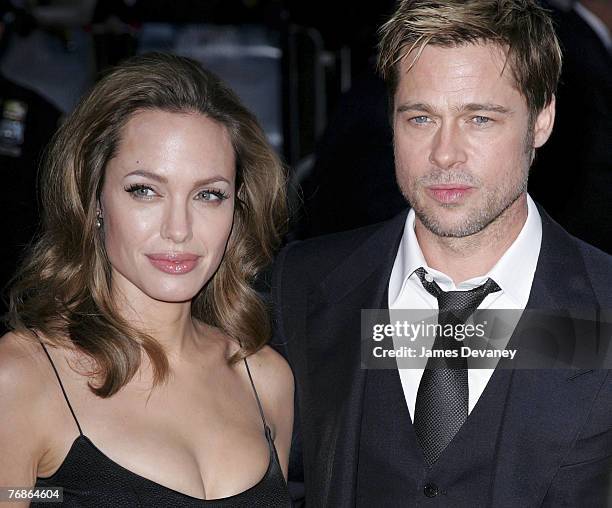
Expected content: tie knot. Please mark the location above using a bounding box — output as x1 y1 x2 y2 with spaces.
414 267 501 321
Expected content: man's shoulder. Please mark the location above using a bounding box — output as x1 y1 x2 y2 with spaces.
573 236 612 303
573 235 612 267
540 208 612 304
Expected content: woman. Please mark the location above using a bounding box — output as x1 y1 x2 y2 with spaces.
0 52 293 507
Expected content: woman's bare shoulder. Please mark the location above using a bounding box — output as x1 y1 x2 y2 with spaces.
0 331 50 392
0 330 72 418
0 330 66 421
0 331 58 472
246 345 294 396
244 345 294 476
243 345 294 430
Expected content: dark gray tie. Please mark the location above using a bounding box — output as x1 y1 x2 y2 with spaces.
413 267 501 466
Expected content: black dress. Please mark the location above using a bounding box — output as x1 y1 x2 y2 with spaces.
33 341 293 507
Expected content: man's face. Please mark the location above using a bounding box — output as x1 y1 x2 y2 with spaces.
393 42 554 238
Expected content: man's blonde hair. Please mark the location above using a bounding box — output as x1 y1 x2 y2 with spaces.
377 0 562 118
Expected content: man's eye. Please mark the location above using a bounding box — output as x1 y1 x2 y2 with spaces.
411 115 431 125
472 116 492 125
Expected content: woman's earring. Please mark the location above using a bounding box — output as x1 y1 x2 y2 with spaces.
96 209 103 228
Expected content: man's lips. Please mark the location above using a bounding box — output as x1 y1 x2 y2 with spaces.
146 253 200 274
426 184 474 204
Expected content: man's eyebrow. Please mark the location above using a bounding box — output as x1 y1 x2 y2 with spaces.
396 102 434 114
460 103 512 114
124 169 230 186
395 102 512 115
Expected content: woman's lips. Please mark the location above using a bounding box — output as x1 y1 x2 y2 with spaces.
426 185 474 204
146 253 200 274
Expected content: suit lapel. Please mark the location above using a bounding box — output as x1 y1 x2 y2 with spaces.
304 212 406 507
491 208 608 505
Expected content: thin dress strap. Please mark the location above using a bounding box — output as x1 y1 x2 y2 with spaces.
36 336 83 436
243 357 272 438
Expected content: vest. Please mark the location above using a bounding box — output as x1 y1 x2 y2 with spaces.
356 367 513 506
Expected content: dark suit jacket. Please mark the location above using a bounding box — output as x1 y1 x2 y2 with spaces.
272 206 612 507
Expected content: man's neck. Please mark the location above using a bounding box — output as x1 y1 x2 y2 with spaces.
415 194 528 285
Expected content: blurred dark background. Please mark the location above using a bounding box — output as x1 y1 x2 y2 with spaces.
0 0 610 319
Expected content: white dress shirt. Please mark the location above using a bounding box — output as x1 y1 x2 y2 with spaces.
388 194 542 421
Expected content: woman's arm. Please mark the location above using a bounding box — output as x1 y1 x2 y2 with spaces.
0 333 48 508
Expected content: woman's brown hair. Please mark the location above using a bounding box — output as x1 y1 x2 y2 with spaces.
7 52 287 397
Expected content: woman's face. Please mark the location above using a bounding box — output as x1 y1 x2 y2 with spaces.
99 109 236 304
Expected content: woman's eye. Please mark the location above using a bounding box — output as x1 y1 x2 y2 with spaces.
125 184 156 199
196 189 229 202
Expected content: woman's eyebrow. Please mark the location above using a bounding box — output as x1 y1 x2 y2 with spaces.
124 169 231 186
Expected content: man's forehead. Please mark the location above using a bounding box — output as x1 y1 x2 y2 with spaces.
399 42 511 81
395 42 522 103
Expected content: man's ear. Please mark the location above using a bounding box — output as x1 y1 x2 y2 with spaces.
533 95 556 148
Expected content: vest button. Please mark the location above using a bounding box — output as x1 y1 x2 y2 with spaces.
424 483 439 498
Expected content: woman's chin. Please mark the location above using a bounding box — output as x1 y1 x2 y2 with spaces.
141 284 202 305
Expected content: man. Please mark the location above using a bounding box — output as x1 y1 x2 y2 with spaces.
273 0 612 506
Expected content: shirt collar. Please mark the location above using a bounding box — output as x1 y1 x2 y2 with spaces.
390 194 542 307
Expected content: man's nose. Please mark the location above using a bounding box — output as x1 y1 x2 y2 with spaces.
160 200 192 244
428 121 468 170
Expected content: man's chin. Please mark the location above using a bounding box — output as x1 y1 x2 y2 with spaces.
415 209 490 238
425 224 482 238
